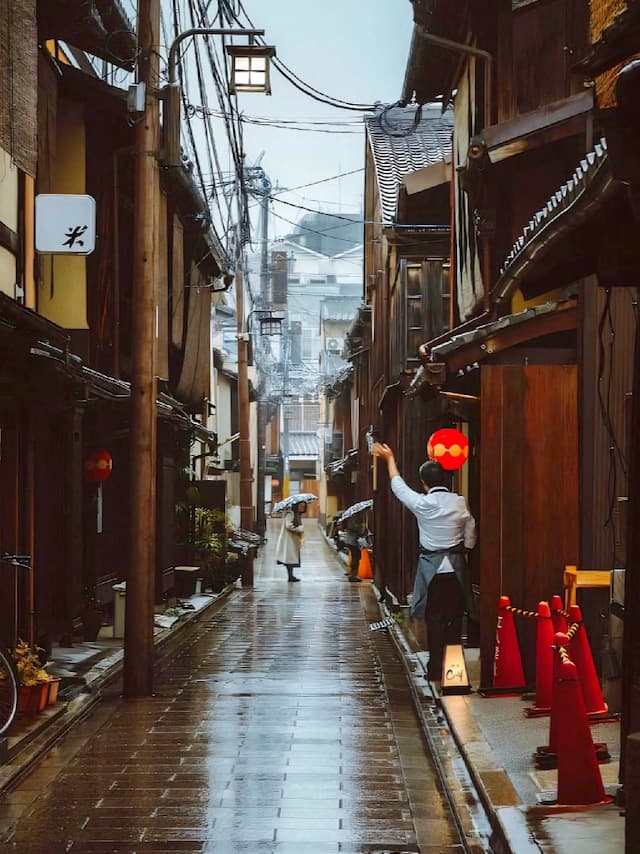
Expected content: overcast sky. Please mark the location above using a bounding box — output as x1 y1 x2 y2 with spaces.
232 1 414 239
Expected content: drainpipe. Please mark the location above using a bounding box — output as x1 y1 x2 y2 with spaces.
414 30 493 128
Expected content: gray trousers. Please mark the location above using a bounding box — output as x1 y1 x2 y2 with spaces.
409 548 471 621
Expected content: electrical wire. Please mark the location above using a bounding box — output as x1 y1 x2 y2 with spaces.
185 104 366 126
221 0 379 112
267 207 362 245
377 101 423 137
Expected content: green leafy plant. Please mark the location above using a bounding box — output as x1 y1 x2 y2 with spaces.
193 508 227 558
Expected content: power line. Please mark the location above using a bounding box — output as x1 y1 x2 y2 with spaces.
267 207 362 245
222 0 379 112
274 168 366 195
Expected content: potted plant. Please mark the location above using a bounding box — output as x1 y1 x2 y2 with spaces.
81 585 104 642
13 640 52 716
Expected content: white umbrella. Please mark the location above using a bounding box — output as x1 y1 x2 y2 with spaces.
340 499 373 521
272 493 317 514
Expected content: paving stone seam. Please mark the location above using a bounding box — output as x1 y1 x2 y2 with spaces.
0 585 239 798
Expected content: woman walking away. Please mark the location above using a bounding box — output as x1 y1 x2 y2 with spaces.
275 501 307 582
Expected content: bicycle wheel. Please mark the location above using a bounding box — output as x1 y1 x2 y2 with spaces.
0 649 19 736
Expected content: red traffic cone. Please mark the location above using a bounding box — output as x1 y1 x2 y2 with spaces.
555 657 609 805
524 601 554 717
550 595 568 634
568 605 612 720
533 633 610 769
357 548 373 580
488 596 526 694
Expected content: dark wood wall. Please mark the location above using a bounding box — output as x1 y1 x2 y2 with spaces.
580 283 635 571
496 0 589 123
0 408 20 647
479 364 578 686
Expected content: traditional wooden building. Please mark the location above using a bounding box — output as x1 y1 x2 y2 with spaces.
336 104 453 604
402 1 640 831
0 2 226 653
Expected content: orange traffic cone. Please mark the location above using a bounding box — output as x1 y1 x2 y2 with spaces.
533 632 610 770
357 549 373 580
550 595 568 634
555 656 609 805
524 601 554 717
483 596 526 695
568 605 613 721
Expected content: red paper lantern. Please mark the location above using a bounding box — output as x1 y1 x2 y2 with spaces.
427 428 469 471
84 449 113 483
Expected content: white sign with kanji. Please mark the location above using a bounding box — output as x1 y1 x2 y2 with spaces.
35 194 96 255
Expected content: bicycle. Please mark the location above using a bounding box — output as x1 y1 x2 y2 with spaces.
0 554 31 736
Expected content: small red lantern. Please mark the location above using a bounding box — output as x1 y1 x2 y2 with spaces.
84 449 113 483
427 428 469 471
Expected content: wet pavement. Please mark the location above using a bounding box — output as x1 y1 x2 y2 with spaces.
0 520 482 853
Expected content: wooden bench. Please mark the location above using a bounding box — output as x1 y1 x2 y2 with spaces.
563 565 611 610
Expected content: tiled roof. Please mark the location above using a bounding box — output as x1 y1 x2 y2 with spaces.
430 300 571 359
494 139 614 304
402 2 473 105
325 448 358 477
365 105 453 227
287 432 318 457
321 298 362 323
324 364 354 399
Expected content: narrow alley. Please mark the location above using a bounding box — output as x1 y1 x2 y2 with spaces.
0 522 475 853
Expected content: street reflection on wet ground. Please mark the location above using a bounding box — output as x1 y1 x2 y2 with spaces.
0 521 465 852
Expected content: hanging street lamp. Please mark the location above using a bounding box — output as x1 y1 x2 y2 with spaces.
163 28 276 168
227 44 276 95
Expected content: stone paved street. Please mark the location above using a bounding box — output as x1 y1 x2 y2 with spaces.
0 520 467 853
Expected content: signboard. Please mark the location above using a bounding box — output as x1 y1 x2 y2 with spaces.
35 194 96 255
440 644 472 695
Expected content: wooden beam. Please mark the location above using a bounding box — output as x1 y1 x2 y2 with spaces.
403 160 451 195
484 90 593 164
0 222 18 255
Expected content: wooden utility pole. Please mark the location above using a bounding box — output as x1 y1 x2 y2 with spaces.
236 252 254 534
124 0 160 697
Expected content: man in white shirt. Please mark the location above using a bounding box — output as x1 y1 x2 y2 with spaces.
373 442 477 681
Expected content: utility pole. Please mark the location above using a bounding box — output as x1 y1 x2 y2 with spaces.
236 247 254 550
282 323 290 499
255 171 272 534
124 0 160 697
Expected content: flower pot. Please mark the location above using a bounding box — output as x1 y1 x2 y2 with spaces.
37 681 50 712
46 677 61 706
17 684 41 717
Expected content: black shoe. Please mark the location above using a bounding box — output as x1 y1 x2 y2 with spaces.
288 576 300 582
347 576 362 583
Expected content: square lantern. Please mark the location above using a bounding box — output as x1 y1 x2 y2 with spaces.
226 44 276 95
259 315 283 336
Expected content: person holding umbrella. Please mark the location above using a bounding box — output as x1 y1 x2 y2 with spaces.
338 500 373 583
275 499 309 582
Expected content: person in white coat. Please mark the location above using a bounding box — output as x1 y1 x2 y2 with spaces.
275 502 307 582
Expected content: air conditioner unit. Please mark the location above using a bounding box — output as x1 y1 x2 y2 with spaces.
326 338 343 353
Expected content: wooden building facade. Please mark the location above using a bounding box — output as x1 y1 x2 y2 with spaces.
336 104 454 604
404 0 640 831
0 1 225 653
